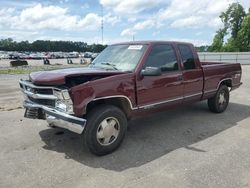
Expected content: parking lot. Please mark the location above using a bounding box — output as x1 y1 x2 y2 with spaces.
0 66 250 188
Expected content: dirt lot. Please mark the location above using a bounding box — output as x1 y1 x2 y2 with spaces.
0 66 250 188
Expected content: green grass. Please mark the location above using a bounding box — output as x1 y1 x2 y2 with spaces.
0 69 32 74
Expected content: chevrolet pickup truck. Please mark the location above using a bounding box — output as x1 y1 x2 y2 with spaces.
19 41 242 155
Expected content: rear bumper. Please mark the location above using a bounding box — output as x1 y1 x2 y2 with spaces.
23 100 86 134
231 82 243 91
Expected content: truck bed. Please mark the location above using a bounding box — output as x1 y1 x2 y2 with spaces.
201 61 242 94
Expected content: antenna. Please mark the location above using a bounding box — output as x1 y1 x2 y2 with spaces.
101 5 104 45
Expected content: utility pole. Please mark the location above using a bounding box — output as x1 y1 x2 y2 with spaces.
101 5 104 45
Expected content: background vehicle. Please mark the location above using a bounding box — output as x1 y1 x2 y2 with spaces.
20 41 242 155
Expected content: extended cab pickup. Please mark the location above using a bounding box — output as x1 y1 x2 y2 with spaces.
19 41 242 155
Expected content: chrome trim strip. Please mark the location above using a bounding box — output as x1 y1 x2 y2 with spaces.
216 78 233 90
92 92 203 111
203 78 233 94
22 90 57 100
92 95 138 110
138 96 183 109
183 92 202 99
204 89 217 94
20 79 58 100
139 92 202 109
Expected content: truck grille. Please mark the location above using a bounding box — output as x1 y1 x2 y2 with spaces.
27 97 56 107
19 80 57 107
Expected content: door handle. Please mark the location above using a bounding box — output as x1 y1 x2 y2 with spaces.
177 76 183 81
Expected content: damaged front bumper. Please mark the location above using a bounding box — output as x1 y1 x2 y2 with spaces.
23 100 86 134
20 79 86 134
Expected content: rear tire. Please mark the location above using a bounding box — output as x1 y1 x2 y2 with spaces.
208 85 229 113
83 105 127 156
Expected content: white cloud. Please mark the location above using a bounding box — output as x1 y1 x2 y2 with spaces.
104 13 120 26
20 4 67 22
0 3 119 32
128 17 137 23
100 0 161 14
152 31 160 36
121 19 158 37
81 3 90 9
158 0 234 20
121 28 136 37
121 17 162 36
133 20 155 30
120 0 250 37
170 16 204 28
158 0 235 28
0 30 40 41
78 13 100 29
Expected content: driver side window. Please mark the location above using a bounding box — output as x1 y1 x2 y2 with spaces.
144 44 179 72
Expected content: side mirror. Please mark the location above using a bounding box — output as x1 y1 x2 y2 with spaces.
141 67 162 76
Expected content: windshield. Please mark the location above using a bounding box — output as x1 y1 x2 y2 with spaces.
90 44 147 71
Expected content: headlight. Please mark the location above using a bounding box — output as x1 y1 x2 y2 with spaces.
53 89 71 100
61 90 71 100
53 89 73 113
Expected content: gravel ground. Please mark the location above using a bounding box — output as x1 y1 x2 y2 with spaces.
0 66 249 188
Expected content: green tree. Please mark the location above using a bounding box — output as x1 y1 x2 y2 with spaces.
236 9 250 51
210 2 247 52
221 3 245 39
209 28 227 52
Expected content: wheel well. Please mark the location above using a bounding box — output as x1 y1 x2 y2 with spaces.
220 79 232 88
85 98 132 119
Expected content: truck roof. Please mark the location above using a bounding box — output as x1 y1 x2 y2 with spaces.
113 40 193 46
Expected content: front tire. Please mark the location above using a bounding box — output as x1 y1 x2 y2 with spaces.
84 105 127 156
208 85 229 113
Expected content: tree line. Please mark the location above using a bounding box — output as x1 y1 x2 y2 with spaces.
209 3 250 52
0 38 107 53
196 3 250 52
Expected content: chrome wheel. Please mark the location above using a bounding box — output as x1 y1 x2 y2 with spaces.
96 117 120 146
218 92 226 105
208 85 229 113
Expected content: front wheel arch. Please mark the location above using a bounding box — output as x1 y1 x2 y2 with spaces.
85 97 133 119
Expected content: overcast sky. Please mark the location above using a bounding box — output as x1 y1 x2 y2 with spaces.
0 0 250 46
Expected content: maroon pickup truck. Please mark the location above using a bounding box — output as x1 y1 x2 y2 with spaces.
19 41 242 155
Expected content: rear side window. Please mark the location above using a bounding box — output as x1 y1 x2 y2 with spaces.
178 45 196 70
144 44 179 72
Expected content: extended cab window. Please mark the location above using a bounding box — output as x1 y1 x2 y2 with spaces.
144 44 178 72
178 45 196 70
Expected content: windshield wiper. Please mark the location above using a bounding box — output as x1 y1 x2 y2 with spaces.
101 62 118 70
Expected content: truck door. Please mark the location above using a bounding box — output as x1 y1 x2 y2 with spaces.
136 44 184 109
177 44 203 103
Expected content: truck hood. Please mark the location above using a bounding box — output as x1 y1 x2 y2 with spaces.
30 67 125 85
